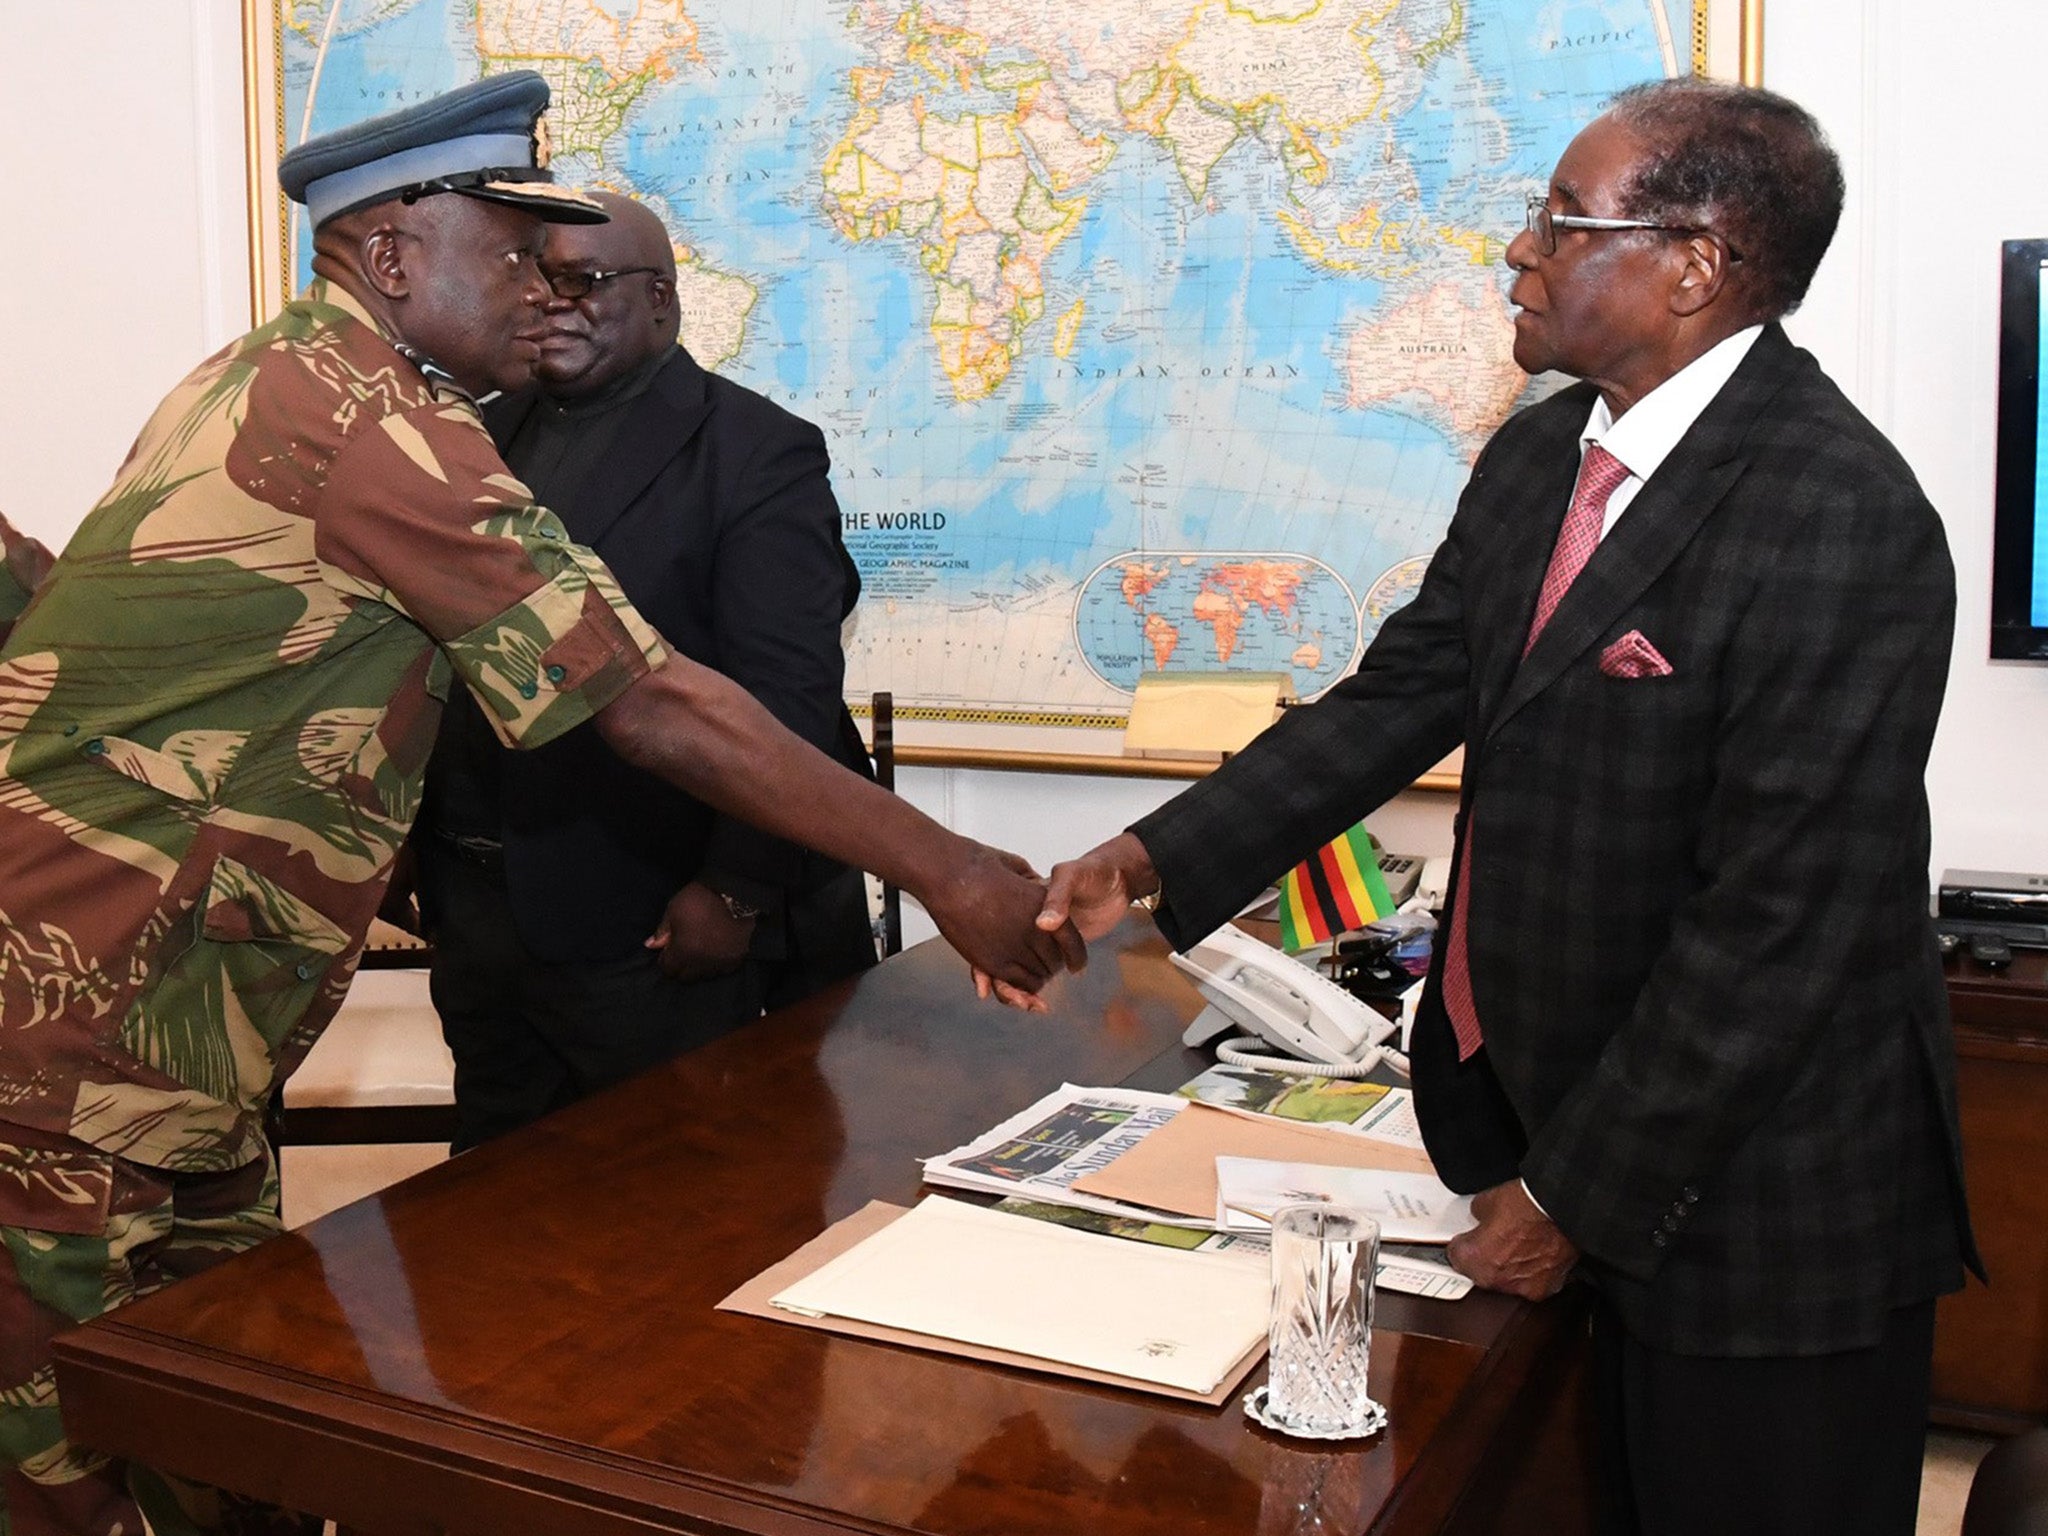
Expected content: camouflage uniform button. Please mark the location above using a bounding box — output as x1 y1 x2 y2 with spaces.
545 664 566 684
539 526 562 540
518 681 538 699
295 963 313 980
84 737 105 755
62 724 78 736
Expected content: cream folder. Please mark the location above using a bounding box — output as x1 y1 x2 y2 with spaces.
769 1196 1269 1394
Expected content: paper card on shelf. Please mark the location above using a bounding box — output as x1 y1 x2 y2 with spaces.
765 1196 1268 1395
1213 1157 1477 1245
1071 1100 1433 1220
1122 671 1293 760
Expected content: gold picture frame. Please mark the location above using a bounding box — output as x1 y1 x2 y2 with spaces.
239 0 1763 781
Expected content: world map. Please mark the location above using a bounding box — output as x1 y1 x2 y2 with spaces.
275 0 1696 729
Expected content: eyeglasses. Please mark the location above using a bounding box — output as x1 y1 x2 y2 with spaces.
1523 195 1741 261
541 265 663 300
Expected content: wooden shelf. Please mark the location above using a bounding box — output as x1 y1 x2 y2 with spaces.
1934 949 2048 1433
893 743 1462 792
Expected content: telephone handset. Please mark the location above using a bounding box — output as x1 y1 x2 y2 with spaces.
1170 923 1406 1080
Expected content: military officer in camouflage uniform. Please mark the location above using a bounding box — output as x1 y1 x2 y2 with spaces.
0 73 1077 1536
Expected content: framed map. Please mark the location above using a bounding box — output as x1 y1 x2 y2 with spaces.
241 0 1760 763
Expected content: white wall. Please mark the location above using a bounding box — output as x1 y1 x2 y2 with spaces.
1767 0 2048 881
4 0 2042 935
0 0 247 549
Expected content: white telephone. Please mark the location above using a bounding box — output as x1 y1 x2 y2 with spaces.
1170 923 1406 1079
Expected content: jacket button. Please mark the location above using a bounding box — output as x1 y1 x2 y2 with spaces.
1651 1232 1669 1249
295 964 313 980
545 664 566 684
62 724 78 736
84 738 105 755
518 682 538 700
1682 1187 1700 1203
1662 1214 1680 1232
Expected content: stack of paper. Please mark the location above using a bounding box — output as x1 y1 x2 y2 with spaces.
1212 1157 1475 1243
769 1196 1269 1395
1070 1100 1435 1214
1176 1065 1430 1152
920 1084 1207 1226
919 1077 1480 1302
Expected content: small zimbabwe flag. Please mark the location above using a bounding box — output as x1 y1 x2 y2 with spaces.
1275 821 1396 953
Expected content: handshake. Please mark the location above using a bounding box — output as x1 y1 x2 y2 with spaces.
920 831 1161 1011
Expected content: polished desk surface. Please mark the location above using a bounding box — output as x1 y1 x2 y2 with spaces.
55 921 1589 1536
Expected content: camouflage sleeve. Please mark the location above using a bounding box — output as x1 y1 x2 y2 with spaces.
0 511 54 630
312 399 667 750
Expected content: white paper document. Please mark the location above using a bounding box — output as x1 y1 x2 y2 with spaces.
1377 1244 1476 1301
770 1196 1268 1394
1344 1087 1426 1150
920 1083 1207 1226
1214 1156 1478 1244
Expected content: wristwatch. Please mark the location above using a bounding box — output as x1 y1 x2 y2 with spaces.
715 891 763 922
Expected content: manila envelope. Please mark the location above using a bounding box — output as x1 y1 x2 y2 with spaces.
718 1200 1266 1407
1072 1101 1437 1220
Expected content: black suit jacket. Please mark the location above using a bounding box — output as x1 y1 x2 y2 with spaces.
471 346 874 974
1135 326 1977 1355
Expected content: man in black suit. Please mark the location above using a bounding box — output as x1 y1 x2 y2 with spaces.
416 192 878 1150
1031 81 1976 1535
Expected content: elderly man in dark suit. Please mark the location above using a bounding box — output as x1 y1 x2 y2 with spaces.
415 192 878 1150
1031 80 1977 1536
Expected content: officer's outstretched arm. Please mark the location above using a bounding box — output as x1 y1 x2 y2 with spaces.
593 658 1084 993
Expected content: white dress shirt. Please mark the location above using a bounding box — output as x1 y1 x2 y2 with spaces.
1581 324 1763 539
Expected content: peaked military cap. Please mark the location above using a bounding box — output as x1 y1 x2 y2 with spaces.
278 70 606 228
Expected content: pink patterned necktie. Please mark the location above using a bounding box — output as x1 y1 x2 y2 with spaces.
1441 443 1632 1060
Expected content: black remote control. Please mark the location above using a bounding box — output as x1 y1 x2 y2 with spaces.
1969 933 2014 971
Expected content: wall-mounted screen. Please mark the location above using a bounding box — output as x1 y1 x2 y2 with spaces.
1993 239 2048 659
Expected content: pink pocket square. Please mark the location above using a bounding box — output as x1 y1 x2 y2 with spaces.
1599 630 1673 679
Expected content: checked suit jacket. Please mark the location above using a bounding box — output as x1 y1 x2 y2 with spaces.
1135 325 1979 1356
464 345 876 984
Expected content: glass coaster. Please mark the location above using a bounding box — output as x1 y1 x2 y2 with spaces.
1243 1385 1388 1442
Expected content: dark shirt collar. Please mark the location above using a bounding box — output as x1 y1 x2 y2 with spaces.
536 343 676 422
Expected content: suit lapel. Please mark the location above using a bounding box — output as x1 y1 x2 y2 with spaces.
1483 325 1801 745
561 346 715 548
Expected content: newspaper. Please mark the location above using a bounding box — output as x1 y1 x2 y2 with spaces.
990 1198 1269 1260
1176 1063 1428 1152
991 1198 1472 1300
920 1083 1208 1226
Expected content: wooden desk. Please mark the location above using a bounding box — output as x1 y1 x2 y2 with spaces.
54 921 1591 1535
1935 949 2048 1432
